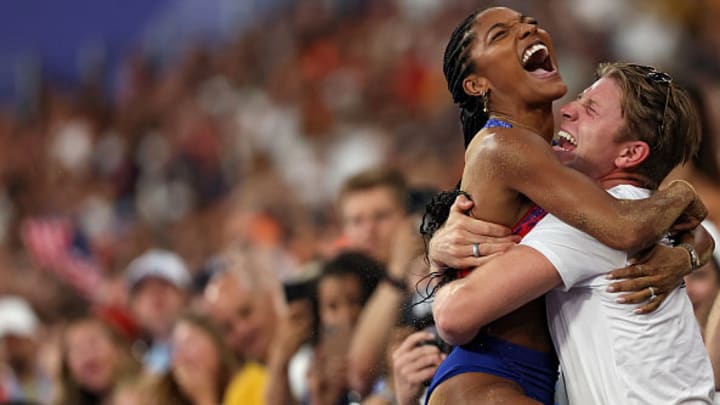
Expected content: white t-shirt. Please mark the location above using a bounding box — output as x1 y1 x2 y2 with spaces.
521 184 715 404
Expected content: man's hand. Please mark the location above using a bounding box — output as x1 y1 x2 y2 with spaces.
428 194 520 270
605 244 691 314
392 331 445 405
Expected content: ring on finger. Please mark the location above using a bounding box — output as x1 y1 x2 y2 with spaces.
472 243 480 258
648 286 657 301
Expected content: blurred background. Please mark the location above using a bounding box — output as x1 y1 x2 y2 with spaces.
0 0 718 404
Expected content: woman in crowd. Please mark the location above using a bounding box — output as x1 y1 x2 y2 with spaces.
148 312 236 405
55 312 139 405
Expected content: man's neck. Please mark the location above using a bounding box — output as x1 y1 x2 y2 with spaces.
597 170 654 190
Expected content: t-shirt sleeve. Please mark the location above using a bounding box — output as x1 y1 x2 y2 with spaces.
520 215 626 291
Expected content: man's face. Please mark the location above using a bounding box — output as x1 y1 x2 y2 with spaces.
340 186 405 263
203 274 276 362
129 277 187 340
554 77 628 179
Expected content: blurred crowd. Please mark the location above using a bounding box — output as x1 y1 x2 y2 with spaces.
0 0 719 404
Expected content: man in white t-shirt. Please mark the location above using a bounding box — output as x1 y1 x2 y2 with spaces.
522 183 712 403
431 62 715 403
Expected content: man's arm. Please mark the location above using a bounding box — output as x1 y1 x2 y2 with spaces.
433 245 561 345
348 218 424 396
348 280 406 395
703 289 720 390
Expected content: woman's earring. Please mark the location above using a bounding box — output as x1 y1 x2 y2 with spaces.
481 90 490 113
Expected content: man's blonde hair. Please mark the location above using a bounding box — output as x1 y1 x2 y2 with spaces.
596 62 701 188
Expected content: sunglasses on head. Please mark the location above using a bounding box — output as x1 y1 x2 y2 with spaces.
643 68 673 136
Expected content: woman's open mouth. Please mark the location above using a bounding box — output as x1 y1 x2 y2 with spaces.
521 43 556 77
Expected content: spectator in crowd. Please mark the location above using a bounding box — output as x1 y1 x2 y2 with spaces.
336 168 408 264
390 329 445 405
109 378 153 405
666 85 720 221
362 321 424 405
337 168 428 397
147 312 237 405
307 251 382 405
126 249 191 375
688 221 720 337
687 220 720 388
202 248 284 405
264 274 316 405
55 313 139 405
0 296 53 404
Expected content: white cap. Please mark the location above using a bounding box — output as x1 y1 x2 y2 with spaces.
0 296 39 338
127 249 191 291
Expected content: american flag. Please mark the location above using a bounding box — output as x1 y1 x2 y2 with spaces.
20 217 104 302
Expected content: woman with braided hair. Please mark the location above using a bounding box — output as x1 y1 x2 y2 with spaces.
418 6 709 405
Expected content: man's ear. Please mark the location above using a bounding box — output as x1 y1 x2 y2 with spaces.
462 74 489 97
615 141 650 169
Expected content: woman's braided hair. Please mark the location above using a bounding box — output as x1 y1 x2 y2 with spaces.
414 11 488 302
442 10 488 148
417 188 473 301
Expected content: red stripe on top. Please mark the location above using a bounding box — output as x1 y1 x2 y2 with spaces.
511 204 548 238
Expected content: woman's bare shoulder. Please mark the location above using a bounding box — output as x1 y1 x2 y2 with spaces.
466 126 548 163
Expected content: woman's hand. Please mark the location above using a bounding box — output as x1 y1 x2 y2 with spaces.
605 244 691 314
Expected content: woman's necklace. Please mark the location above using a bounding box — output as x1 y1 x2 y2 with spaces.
488 112 540 133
